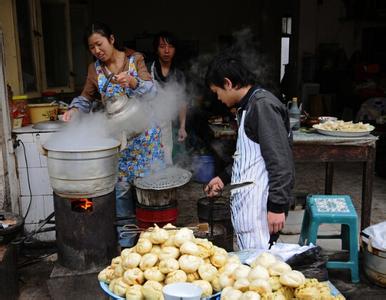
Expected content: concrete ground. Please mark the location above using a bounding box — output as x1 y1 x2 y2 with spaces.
16 162 386 299
279 162 386 248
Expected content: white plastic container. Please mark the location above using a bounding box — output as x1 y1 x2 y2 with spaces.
163 283 203 300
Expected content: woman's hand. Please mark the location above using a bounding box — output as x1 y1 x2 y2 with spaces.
114 72 138 89
177 127 187 142
62 108 78 122
204 176 224 197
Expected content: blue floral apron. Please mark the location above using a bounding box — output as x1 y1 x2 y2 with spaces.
95 57 164 184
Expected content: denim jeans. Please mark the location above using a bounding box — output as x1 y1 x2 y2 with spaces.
115 181 137 248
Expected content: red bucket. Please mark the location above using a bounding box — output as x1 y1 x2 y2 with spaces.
136 203 178 229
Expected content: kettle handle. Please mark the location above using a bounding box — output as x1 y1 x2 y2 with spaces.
102 73 114 94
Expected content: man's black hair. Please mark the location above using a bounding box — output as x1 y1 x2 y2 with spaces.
205 54 256 89
153 31 178 53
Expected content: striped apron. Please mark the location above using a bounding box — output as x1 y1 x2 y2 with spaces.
231 91 270 250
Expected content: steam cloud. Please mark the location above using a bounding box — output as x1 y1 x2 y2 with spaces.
45 81 187 151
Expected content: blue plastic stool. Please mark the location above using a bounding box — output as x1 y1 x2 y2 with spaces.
299 194 359 283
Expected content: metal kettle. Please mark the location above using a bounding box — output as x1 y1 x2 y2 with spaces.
104 94 142 120
104 97 149 140
102 74 149 138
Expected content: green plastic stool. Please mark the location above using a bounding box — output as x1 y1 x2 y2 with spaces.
299 194 359 283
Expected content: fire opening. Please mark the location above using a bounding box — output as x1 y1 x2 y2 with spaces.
71 198 93 212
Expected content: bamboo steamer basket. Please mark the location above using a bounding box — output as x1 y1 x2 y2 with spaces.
28 103 59 124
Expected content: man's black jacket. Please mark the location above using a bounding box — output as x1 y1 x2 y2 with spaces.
219 86 295 214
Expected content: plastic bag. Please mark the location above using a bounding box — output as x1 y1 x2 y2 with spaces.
362 221 386 251
286 246 329 281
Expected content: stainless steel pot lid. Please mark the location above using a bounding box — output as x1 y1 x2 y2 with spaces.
134 167 192 190
43 137 121 152
32 120 66 131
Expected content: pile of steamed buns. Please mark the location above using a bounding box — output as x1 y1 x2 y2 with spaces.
98 224 345 300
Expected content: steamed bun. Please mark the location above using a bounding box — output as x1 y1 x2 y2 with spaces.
279 270 306 288
268 261 292 276
165 270 188 284
192 280 213 297
251 252 277 268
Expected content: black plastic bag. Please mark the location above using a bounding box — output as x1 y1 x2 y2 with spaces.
286 246 329 281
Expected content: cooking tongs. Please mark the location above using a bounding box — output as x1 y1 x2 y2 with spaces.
119 223 210 239
204 181 254 237
222 181 254 193
204 181 254 197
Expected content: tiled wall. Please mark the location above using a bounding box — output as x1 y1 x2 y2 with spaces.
15 132 55 241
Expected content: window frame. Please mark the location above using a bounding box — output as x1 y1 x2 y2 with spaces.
14 0 74 97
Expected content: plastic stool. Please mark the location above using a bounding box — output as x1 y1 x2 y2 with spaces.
299 194 359 283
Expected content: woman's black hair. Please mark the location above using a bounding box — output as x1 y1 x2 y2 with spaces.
152 31 178 53
205 53 257 89
83 21 123 50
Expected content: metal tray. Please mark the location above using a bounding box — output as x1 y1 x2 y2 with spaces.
32 120 66 131
314 127 374 137
99 281 221 300
134 167 192 190
313 123 374 137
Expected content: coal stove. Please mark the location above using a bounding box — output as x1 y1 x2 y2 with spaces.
53 190 118 271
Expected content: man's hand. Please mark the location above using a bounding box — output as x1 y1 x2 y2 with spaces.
267 212 285 234
204 176 224 197
177 127 187 142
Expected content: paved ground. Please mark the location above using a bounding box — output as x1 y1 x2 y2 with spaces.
16 162 386 299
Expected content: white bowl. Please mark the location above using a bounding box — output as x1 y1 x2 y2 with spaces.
163 282 203 300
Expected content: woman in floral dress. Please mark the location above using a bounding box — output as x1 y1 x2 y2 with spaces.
63 22 164 247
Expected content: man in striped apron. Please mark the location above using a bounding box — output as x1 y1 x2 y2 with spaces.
204 54 294 250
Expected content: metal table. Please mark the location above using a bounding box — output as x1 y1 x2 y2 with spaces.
293 131 378 229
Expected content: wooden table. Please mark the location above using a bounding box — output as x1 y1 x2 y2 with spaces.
293 131 378 230
207 124 378 229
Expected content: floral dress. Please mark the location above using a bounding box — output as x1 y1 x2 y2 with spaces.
95 57 164 184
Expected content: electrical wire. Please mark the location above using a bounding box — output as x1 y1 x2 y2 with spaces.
17 252 57 269
13 139 56 245
12 211 55 245
18 140 33 219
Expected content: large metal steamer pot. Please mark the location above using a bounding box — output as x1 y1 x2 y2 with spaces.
42 139 121 198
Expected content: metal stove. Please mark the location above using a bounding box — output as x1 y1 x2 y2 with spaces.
53 191 117 271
